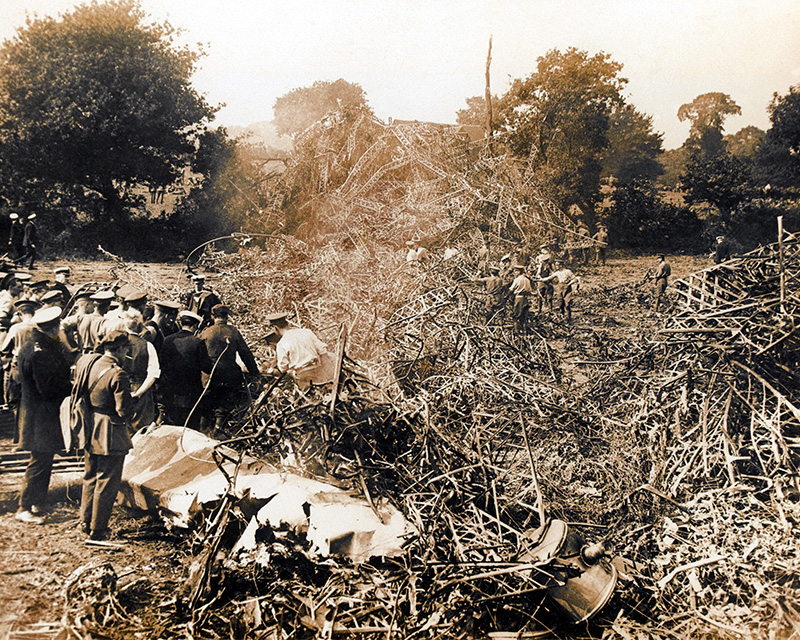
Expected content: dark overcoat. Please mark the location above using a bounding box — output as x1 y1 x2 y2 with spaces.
17 329 72 452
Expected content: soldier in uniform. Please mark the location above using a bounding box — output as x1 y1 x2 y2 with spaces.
77 290 114 353
75 329 133 540
142 300 179 351
15 306 72 524
185 275 221 330
509 264 533 334
158 310 212 429
119 314 160 431
539 260 581 322
52 267 72 302
2 298 40 434
534 245 553 314
22 214 37 269
653 254 671 312
199 305 259 432
7 213 24 264
475 265 505 321
593 224 609 266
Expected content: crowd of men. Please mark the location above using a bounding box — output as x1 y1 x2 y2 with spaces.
473 243 583 331
2 263 336 538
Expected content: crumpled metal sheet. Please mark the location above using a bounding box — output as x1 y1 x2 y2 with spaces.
120 425 414 562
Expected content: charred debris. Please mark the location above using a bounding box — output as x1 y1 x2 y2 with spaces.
66 117 799 640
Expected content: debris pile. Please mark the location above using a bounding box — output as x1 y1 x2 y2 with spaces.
84 114 799 638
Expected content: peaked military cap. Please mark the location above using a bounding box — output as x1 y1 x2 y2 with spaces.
32 306 62 327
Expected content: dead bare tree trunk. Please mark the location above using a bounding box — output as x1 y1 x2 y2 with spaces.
485 36 494 144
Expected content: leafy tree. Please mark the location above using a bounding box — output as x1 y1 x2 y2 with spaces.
272 79 370 137
177 127 283 245
605 178 702 251
678 92 741 157
456 96 495 126
681 150 752 220
657 147 689 189
495 47 627 213
0 0 216 218
602 104 664 183
726 126 765 163
757 85 800 189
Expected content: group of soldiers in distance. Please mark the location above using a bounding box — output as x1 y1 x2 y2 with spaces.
0 253 339 539
406 222 609 333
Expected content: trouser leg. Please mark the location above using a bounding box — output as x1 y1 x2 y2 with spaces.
81 452 125 533
80 452 97 531
19 450 54 511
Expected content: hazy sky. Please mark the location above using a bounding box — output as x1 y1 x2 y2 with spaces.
2 0 799 149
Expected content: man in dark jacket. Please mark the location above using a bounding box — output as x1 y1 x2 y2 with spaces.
199 304 259 432
185 275 221 331
158 310 212 429
76 329 133 540
142 300 178 351
22 213 37 269
15 306 72 523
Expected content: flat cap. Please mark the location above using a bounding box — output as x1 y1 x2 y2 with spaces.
14 273 32 282
100 329 129 349
54 267 71 275
32 306 62 327
211 304 230 318
190 274 207 281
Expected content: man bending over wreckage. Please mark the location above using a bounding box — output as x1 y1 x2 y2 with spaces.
265 311 336 390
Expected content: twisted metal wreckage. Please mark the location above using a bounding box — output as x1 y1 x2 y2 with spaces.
64 119 800 639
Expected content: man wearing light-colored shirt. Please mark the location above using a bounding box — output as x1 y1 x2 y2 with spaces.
266 312 335 390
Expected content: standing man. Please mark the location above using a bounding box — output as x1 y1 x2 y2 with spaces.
475 265 505 322
186 275 221 330
143 300 179 351
158 310 212 428
266 312 335 389
713 235 732 264
75 329 133 541
52 267 72 302
2 298 40 435
534 245 553 314
593 225 608 266
15 306 72 523
119 314 160 432
7 213 24 264
540 260 581 322
509 264 533 334
653 254 671 312
77 290 114 354
199 305 259 431
22 214 37 269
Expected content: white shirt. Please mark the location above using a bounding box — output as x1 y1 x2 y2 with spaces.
276 328 328 373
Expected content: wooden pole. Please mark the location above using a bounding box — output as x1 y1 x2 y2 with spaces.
778 215 785 314
485 36 493 142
